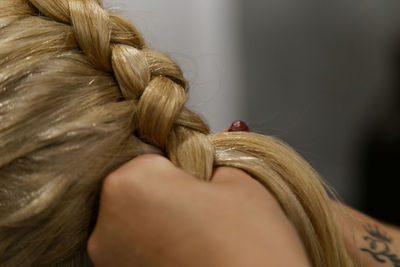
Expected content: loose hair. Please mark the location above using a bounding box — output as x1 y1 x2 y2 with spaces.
0 0 355 266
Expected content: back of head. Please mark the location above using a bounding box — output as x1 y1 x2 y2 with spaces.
0 1 355 266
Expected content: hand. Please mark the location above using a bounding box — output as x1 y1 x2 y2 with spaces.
87 154 310 267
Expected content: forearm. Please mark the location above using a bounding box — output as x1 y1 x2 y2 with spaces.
332 200 400 267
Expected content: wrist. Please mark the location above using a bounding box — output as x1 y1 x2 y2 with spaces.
330 200 400 267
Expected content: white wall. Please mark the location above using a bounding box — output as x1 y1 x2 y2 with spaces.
104 0 245 132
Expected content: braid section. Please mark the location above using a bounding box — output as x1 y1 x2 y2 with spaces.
111 44 150 100
167 125 214 180
28 0 70 23
143 49 188 90
109 14 145 48
69 0 112 71
28 0 145 53
136 77 186 149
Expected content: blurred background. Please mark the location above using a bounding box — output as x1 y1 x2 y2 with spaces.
105 0 400 224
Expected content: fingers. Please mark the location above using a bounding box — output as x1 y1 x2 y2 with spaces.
103 154 196 196
89 155 202 265
210 167 280 211
211 167 252 184
107 154 180 182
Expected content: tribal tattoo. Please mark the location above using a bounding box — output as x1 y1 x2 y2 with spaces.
360 224 400 266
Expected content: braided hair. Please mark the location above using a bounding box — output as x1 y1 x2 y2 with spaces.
0 1 355 266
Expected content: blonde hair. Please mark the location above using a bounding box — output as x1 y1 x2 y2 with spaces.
0 0 355 266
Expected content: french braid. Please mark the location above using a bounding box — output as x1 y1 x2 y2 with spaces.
29 0 214 180
0 0 356 266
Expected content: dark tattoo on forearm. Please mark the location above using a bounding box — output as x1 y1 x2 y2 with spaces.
360 224 400 266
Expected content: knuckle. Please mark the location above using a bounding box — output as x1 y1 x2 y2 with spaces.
132 154 171 170
212 167 250 183
101 154 173 200
110 154 171 179
87 234 100 265
101 171 126 201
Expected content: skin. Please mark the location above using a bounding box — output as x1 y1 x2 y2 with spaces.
332 201 400 267
87 154 311 267
88 154 400 267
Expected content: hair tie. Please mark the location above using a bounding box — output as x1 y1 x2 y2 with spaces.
228 120 250 132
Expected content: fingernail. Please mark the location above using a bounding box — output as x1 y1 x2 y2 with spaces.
228 120 250 132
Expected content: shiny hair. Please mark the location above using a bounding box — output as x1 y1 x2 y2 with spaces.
0 0 355 266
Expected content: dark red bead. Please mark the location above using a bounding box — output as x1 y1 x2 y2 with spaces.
228 120 250 132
